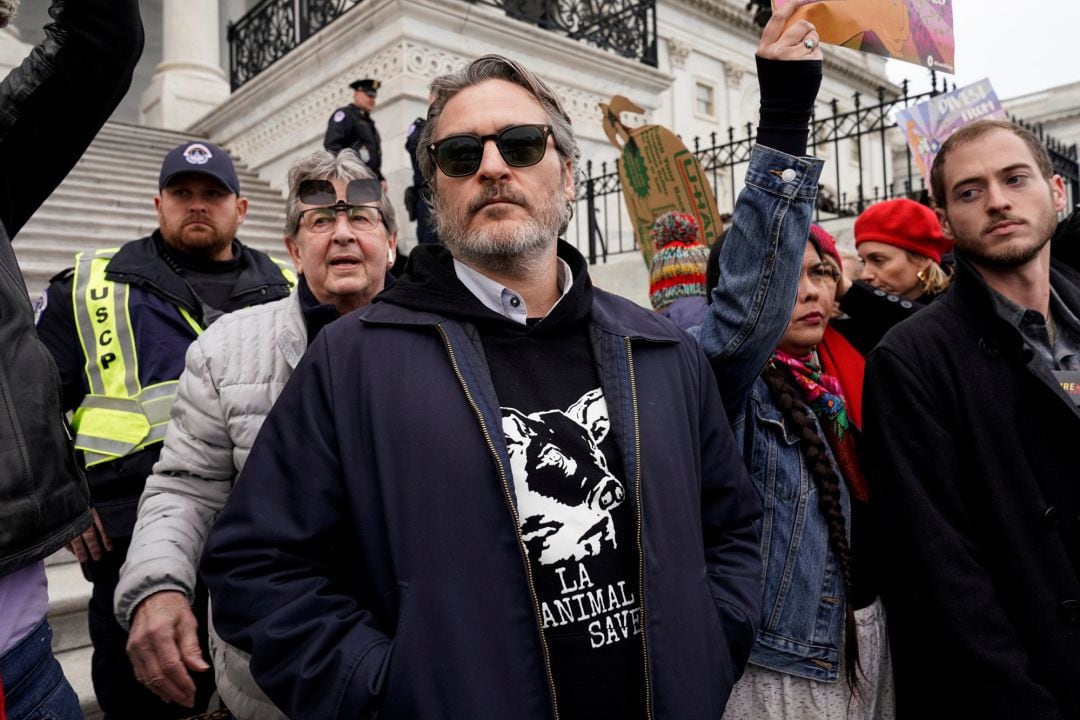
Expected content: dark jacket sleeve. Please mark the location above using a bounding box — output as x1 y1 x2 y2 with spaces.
863 345 1064 719
323 110 351 154
0 0 144 237
202 332 390 720
696 345 763 683
34 272 87 411
833 280 924 355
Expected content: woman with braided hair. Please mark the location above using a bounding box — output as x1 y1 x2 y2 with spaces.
721 231 894 719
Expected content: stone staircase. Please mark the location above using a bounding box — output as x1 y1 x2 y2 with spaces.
28 121 291 720
17 121 290 296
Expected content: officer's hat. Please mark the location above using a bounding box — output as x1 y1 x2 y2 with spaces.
349 78 381 97
159 141 241 196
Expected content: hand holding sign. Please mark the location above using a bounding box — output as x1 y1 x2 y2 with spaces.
772 0 955 72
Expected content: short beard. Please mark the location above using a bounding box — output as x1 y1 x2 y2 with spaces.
0 0 19 29
950 206 1057 271
433 181 568 279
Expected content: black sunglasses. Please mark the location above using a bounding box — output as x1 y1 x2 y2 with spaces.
298 178 381 206
428 124 555 178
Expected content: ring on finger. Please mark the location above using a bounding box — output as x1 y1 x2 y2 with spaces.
803 38 816 50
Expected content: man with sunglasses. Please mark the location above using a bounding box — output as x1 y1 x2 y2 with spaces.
34 140 293 719
113 149 395 719
203 5 824 717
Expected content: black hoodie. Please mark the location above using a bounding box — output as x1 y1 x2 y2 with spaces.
378 241 646 719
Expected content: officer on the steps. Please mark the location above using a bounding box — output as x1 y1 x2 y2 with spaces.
324 77 383 182
34 140 293 720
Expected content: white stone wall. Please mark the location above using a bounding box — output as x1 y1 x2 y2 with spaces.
188 0 897 253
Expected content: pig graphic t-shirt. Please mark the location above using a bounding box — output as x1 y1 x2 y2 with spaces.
482 310 645 720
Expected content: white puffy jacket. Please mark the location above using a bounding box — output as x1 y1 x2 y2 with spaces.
115 291 307 720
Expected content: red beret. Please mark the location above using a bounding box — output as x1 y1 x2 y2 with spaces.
854 198 953 264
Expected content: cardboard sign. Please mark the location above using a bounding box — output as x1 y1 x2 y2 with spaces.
600 96 723 267
895 79 1007 186
773 0 955 72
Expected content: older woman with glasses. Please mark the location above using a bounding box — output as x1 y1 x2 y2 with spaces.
115 149 396 720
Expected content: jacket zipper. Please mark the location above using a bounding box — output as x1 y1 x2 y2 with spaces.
436 325 561 720
625 338 654 720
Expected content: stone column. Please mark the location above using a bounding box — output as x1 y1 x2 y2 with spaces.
139 0 231 130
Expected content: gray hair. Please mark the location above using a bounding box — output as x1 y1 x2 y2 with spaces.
417 55 580 190
285 149 397 235
0 0 18 29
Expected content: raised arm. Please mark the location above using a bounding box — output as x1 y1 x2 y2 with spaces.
0 0 143 236
694 3 824 417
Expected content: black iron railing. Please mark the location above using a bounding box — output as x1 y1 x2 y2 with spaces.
229 0 656 90
228 0 362 90
567 77 1080 264
466 0 657 67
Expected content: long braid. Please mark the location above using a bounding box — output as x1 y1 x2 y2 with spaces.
761 362 861 691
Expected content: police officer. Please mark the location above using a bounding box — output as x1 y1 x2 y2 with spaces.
405 112 439 244
324 78 383 182
34 141 293 720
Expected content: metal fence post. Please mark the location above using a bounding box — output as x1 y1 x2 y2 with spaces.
585 160 598 265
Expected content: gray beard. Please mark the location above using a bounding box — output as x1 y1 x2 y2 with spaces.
433 181 568 280
0 0 19 29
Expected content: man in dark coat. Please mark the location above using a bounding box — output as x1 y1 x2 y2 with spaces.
324 78 383 182
202 7 825 717
864 119 1080 719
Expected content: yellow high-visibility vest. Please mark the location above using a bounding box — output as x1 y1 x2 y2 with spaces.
68 248 296 467
69 248 204 467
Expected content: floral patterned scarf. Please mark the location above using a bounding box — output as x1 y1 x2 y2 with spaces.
771 349 869 501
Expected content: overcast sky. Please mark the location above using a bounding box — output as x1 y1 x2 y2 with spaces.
885 0 1079 101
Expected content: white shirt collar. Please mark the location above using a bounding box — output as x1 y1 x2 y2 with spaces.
453 258 573 325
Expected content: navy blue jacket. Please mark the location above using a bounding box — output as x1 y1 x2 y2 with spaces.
202 246 763 719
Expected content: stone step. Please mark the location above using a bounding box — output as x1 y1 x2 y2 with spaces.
22 203 286 235
47 555 92 655
96 121 207 145
46 179 286 209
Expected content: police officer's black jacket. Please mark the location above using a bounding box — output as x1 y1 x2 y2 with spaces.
36 232 291 537
324 104 383 180
0 0 143 577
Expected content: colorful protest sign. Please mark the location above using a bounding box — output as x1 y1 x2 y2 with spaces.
773 0 955 72
600 96 723 267
895 79 1007 186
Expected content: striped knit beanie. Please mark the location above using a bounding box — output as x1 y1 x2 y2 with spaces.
648 211 709 311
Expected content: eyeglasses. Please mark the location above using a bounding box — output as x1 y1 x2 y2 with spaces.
806 263 841 287
298 178 380 205
297 203 384 234
295 178 384 234
428 124 555 178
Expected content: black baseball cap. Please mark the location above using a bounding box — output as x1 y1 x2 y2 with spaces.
159 141 241 196
349 78 381 97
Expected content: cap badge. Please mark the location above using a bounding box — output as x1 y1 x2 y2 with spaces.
183 143 213 165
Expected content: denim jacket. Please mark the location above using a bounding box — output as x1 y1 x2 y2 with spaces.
693 146 824 418
694 145 840 681
733 378 850 682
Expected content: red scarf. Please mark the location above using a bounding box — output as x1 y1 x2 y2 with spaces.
818 327 865 430
771 349 869 501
